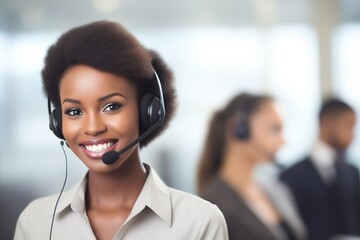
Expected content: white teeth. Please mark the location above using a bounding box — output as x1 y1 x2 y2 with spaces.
84 142 113 153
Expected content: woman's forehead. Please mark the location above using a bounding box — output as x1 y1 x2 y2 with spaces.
59 65 137 99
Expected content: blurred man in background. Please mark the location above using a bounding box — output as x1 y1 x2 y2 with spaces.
280 98 360 240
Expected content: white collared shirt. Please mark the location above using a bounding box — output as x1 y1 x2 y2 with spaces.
310 140 337 183
14 164 228 240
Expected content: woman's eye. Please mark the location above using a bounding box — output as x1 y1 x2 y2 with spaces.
65 108 83 116
103 103 122 112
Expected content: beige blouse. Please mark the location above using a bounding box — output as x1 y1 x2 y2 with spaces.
14 164 228 240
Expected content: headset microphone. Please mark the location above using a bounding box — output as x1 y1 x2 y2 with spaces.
101 112 164 164
102 69 165 165
102 117 163 164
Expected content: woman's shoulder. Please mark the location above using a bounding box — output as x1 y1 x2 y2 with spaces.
20 175 86 219
165 187 228 239
168 187 225 221
14 190 76 240
147 165 225 220
19 191 71 218
200 177 236 206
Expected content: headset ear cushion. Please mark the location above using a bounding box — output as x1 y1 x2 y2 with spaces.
139 93 161 132
50 108 64 139
235 118 250 140
235 123 250 140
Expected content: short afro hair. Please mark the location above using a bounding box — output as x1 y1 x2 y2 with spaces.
319 97 354 121
42 20 177 147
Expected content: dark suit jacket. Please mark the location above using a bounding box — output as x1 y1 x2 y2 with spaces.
280 157 360 240
201 177 303 240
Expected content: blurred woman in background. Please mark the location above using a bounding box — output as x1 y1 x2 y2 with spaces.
197 93 306 240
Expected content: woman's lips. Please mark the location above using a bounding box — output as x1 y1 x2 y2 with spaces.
80 139 118 159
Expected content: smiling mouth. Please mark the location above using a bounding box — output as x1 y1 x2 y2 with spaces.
82 141 116 153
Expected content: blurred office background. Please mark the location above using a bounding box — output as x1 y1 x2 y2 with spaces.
1 0 360 239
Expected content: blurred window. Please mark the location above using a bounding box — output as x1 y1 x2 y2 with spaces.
267 24 320 164
333 24 360 168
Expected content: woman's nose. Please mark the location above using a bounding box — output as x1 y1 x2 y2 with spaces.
83 112 107 136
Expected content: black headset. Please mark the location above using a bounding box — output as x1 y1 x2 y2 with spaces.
234 94 253 140
48 68 165 141
233 94 277 160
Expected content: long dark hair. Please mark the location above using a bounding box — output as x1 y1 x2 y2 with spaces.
197 93 272 192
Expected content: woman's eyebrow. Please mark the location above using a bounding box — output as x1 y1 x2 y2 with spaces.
98 92 127 102
62 92 127 104
62 98 81 104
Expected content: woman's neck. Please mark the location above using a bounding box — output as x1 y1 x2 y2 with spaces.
220 146 258 192
86 152 147 211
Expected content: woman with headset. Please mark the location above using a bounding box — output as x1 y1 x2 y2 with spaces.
197 93 306 240
14 21 228 240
